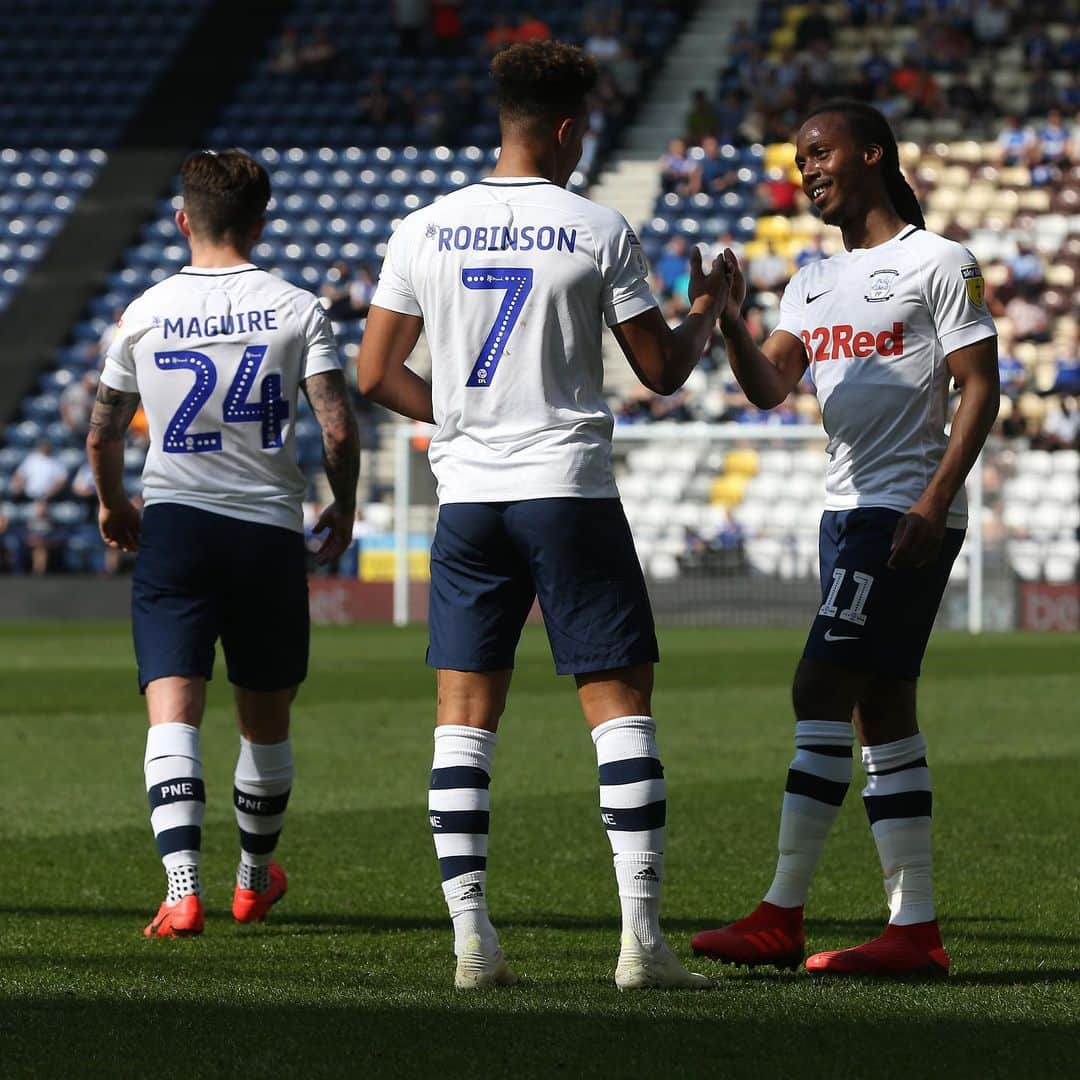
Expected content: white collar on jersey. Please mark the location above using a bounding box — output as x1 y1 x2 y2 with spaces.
179 262 258 276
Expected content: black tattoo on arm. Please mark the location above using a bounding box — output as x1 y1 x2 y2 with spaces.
88 383 141 442
302 370 361 509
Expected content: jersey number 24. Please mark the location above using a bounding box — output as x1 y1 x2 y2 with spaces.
155 346 289 454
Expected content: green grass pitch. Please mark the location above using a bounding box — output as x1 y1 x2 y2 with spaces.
1 621 1077 1078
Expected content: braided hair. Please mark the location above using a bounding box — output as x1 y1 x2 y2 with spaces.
802 99 925 229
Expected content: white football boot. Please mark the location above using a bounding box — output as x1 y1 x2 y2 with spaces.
615 931 712 990
454 934 520 990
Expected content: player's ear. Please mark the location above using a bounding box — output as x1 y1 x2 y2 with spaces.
175 209 192 239
863 142 884 168
555 115 577 148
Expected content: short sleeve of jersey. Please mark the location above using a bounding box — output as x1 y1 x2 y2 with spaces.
100 299 145 394
299 297 343 378
599 214 658 326
371 216 423 317
773 271 807 342
923 243 997 352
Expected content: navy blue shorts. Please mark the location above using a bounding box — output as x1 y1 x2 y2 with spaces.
803 508 964 681
132 503 309 692
428 498 659 676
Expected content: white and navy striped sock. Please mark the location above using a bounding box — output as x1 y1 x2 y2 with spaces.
862 733 935 926
144 722 205 901
233 737 293 893
429 725 499 956
592 715 666 947
764 720 854 909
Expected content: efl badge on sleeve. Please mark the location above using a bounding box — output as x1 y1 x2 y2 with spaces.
961 264 986 307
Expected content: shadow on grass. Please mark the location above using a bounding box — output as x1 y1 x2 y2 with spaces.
0 999 1076 1078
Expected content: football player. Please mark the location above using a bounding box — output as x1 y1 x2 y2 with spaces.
692 100 999 977
358 41 726 990
87 150 360 938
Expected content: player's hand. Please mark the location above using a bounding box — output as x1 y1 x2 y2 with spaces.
888 497 947 570
98 499 141 553
686 244 728 313
313 501 354 565
717 247 747 328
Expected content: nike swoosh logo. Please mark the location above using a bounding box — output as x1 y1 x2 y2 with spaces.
823 630 859 642
806 290 831 304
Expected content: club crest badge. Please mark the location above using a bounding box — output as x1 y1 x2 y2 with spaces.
961 264 986 307
865 268 899 302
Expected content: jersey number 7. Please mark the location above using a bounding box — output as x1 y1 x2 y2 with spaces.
462 267 533 387
155 345 289 454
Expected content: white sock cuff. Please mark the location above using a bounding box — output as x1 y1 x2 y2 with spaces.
591 715 657 760
236 736 294 785
433 725 497 770
614 852 663 896
162 850 200 871
862 733 928 772
145 722 200 766
795 720 854 747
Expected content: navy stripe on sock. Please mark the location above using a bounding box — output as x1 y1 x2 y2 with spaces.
866 756 928 776
798 743 853 758
233 787 291 816
863 790 933 823
438 855 487 880
599 800 666 831
155 824 201 857
429 809 490 834
785 767 849 807
148 777 206 810
238 828 281 855
429 766 490 790
598 757 664 785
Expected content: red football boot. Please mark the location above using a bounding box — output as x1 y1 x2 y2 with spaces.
232 862 288 924
691 901 805 970
144 893 205 938
806 920 950 978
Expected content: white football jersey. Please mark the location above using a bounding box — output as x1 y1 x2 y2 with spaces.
774 226 997 528
371 178 657 504
101 264 341 532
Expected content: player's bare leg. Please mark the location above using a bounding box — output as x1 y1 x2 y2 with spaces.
579 663 709 990
143 677 207 938
693 658 865 969
230 687 296 924
431 669 518 989
807 677 949 978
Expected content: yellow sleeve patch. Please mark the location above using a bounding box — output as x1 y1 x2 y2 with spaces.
961 264 985 307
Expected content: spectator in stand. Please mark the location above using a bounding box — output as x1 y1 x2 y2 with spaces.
357 70 397 130
757 166 801 215
685 90 718 145
297 25 340 78
583 13 621 63
1021 24 1057 70
416 90 449 143
652 236 690 298
795 0 833 51
1004 288 1051 343
0 506 15 573
996 332 1027 397
794 235 827 269
690 135 738 196
892 52 939 119
71 462 124 574
23 500 59 576
483 14 516 54
1008 240 1044 286
60 371 99 437
98 307 125 361
1051 334 1080 395
659 137 695 196
1034 109 1072 165
322 262 375 321
973 0 1012 50
514 13 550 43
997 115 1035 165
608 45 643 103
394 0 429 55
714 91 747 144
431 1 463 54
1041 397 1080 449
271 26 301 73
746 244 788 292
10 441 67 503
861 46 893 94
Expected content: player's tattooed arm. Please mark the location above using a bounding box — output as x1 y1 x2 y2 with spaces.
85 382 142 550
302 369 362 563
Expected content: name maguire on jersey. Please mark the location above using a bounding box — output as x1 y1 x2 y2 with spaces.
159 308 280 340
